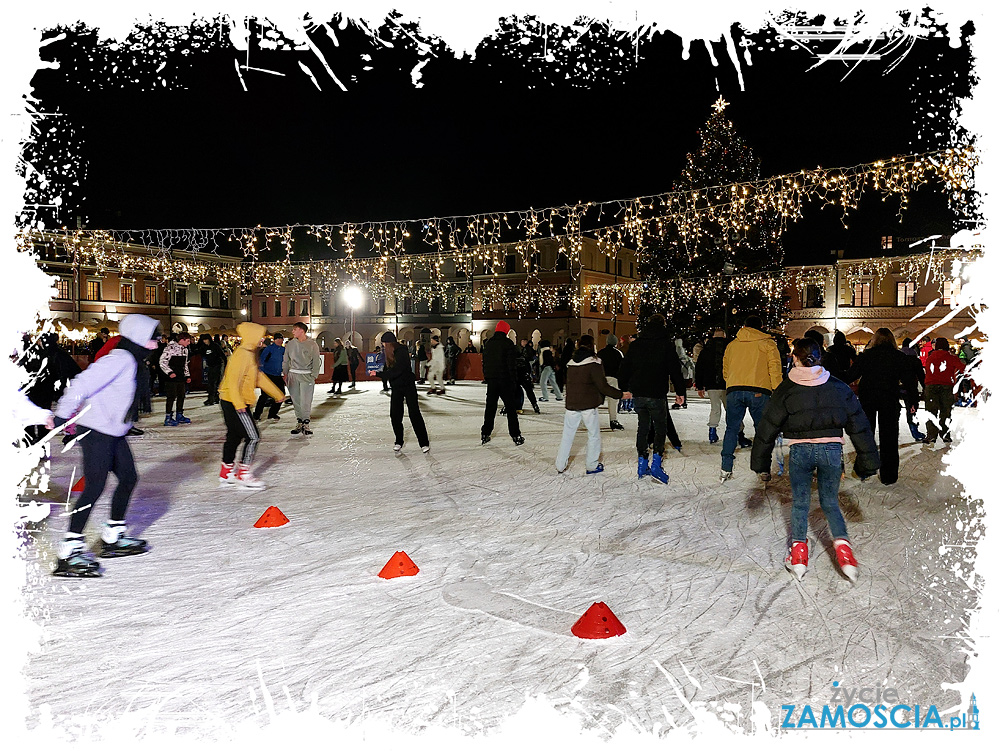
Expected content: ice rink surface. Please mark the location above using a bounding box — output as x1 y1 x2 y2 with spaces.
20 382 981 738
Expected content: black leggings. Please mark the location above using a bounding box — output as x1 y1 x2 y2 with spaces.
221 400 261 465
70 429 138 534
165 379 186 415
389 380 429 447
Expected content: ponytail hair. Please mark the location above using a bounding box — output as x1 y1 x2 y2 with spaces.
792 338 822 367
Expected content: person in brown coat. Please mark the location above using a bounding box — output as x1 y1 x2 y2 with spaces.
555 335 629 475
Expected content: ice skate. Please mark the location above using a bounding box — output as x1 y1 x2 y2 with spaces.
908 423 926 442
235 464 266 490
833 539 858 582
637 456 650 478
291 420 304 435
533 405 541 414
53 549 101 577
609 420 624 431
649 454 669 484
100 532 149 558
586 463 604 475
720 470 733 483
737 433 753 449
785 541 808 581
219 462 236 487
421 445 430 453
301 419 313 436
164 413 178 426
512 435 525 446
393 443 403 453
708 427 719 444
175 413 191 424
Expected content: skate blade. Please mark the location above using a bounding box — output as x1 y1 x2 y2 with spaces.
53 567 102 577
840 565 858 583
99 547 149 559
785 563 807 581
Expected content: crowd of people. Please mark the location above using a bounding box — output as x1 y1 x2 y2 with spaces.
16 312 980 581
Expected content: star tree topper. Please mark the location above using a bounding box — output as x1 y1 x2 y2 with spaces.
712 96 730 113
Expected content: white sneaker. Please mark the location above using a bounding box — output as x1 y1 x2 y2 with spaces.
235 464 266 490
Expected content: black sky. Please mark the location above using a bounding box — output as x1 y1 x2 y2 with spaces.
26 12 976 265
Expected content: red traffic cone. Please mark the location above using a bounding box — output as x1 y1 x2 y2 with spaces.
253 506 289 528
378 551 419 579
71 476 85 492
571 602 627 639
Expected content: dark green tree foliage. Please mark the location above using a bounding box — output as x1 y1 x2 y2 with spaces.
640 101 786 339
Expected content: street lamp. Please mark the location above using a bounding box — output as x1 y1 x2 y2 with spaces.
343 286 364 346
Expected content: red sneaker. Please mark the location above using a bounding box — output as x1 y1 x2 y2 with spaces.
785 541 808 581
834 539 858 582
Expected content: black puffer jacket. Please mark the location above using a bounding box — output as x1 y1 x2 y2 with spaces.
694 336 726 390
843 344 918 407
821 333 857 383
751 368 879 478
617 322 685 399
482 332 518 382
595 345 623 378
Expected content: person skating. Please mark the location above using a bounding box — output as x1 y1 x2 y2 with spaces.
283 322 322 434
555 336 626 475
199 333 224 405
508 350 539 414
94 334 149 436
617 313 686 484
159 331 193 425
719 315 783 483
556 339 575 391
751 338 879 582
843 328 919 485
670 338 694 409
51 314 161 577
821 330 856 383
372 345 389 393
87 327 110 363
480 321 524 446
252 333 286 421
329 338 349 395
380 331 429 453
537 341 562 402
695 328 727 444
900 337 927 441
444 336 461 385
426 335 447 394
596 334 625 430
346 339 361 389
19 331 81 445
922 337 965 445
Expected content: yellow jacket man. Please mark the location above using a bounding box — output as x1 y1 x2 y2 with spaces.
720 316 784 481
218 322 284 489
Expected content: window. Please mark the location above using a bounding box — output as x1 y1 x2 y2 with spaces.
260 300 268 318
803 284 825 308
86 279 101 300
377 297 385 315
556 253 568 271
505 255 516 274
274 299 282 317
851 282 872 307
616 259 623 276
403 297 413 314
431 297 441 314
630 263 634 278
200 289 212 308
590 296 599 313
144 285 157 305
301 299 309 316
120 284 134 303
881 236 893 251
174 287 186 307
56 278 71 299
220 291 229 309
456 295 466 313
605 257 610 273
943 279 962 306
321 297 330 316
896 281 917 306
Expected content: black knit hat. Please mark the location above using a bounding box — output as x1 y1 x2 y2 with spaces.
382 331 397 343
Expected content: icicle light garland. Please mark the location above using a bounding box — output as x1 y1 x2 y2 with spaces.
18 146 978 313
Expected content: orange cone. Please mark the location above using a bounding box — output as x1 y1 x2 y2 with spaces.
571 602 627 639
71 476 85 492
378 551 419 579
253 506 289 528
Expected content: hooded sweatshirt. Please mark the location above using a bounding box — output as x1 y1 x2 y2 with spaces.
54 314 160 437
282 332 322 380
219 322 285 410
564 350 624 411
722 326 784 394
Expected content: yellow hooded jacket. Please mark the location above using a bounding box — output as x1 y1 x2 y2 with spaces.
219 322 285 410
722 326 784 394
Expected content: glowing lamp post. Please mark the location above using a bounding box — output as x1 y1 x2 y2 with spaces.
343 286 363 347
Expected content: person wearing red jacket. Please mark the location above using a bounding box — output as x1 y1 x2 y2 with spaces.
922 337 964 445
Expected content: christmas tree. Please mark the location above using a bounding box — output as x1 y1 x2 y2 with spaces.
640 97 786 338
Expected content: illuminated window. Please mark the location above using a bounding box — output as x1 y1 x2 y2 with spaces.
86 279 101 300
144 285 157 305
851 282 872 306
896 281 917 306
590 296 599 312
881 236 893 251
56 278 71 299
803 285 825 308
942 279 962 306
121 284 134 303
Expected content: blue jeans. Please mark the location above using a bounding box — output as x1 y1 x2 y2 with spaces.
789 443 847 543
720 390 769 471
538 366 561 400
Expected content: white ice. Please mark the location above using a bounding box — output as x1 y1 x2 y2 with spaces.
19 382 979 740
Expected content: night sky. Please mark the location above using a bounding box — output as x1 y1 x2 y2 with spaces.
25 11 977 265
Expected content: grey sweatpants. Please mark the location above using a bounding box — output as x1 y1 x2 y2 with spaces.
287 374 316 421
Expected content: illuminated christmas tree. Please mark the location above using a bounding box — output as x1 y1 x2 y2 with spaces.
641 97 786 338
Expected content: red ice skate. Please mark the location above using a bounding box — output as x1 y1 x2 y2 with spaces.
785 541 808 581
833 539 858 582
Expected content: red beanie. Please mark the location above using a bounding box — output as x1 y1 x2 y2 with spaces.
495 321 511 335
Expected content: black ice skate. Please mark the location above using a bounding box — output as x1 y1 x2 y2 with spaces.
481 434 491 445
301 419 313 436
100 535 150 558
53 550 102 577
